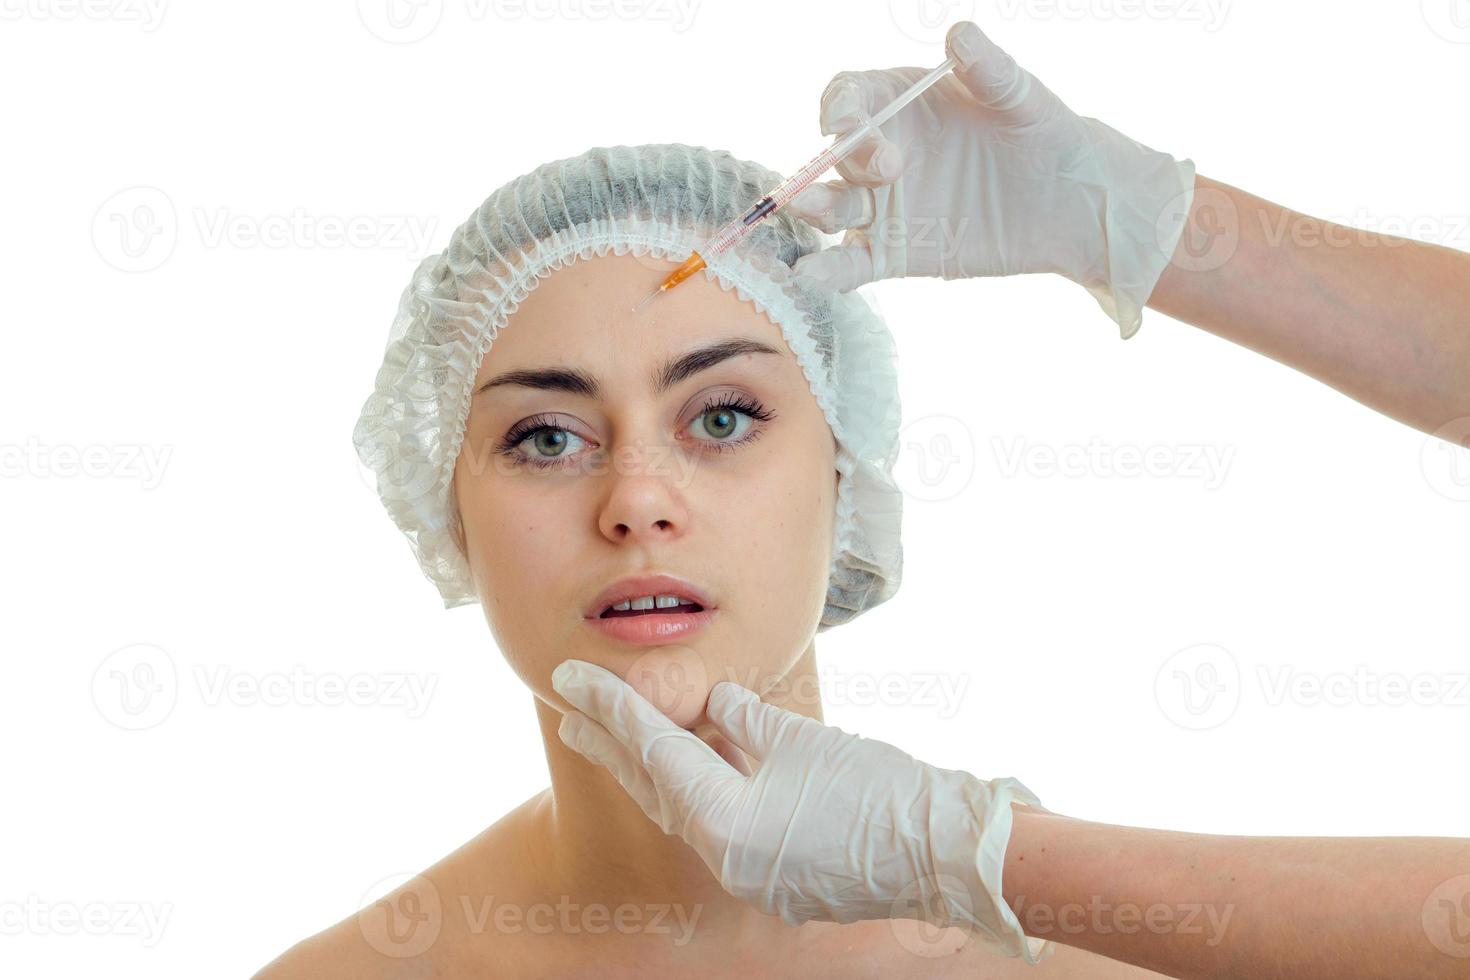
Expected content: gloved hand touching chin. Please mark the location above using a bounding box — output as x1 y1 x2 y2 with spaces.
551 658 1055 964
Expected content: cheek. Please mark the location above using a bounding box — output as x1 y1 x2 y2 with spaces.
458 479 572 639
772 430 836 565
710 438 832 564
704 432 835 673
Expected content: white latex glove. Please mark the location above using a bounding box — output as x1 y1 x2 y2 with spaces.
787 19 1196 339
551 658 1055 964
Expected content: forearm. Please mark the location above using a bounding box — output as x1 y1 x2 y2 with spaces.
1148 174 1470 439
1001 804 1470 979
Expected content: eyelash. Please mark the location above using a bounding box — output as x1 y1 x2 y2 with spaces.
497 394 777 471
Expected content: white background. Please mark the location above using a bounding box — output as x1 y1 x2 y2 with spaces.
3 1 1468 976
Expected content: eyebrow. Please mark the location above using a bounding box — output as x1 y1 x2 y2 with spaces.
473 337 785 400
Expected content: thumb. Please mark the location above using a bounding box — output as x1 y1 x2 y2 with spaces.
700 729 754 776
945 20 1032 113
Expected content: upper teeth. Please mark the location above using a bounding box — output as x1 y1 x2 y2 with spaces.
610 594 696 611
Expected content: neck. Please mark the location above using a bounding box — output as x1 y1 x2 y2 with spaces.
529 639 824 938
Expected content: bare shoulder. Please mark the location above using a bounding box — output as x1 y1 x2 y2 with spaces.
250 790 549 980
250 914 391 980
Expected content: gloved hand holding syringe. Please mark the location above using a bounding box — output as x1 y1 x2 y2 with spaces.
630 55 956 313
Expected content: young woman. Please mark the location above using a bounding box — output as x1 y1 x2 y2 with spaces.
253 144 1172 978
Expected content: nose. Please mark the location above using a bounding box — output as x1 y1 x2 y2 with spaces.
596 443 691 545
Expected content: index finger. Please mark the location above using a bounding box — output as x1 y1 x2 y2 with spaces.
819 71 904 188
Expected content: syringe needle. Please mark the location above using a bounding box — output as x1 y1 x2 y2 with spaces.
625 56 955 308
631 284 663 314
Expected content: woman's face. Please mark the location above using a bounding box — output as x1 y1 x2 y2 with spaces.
452 252 838 727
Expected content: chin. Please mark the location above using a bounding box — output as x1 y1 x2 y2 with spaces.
619 646 715 729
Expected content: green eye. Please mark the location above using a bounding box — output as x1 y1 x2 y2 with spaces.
496 394 777 472
497 414 589 470
699 406 740 439
685 395 776 449
530 429 572 457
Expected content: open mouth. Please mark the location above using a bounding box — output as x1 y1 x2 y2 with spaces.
599 596 706 619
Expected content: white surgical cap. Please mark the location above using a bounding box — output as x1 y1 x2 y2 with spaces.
352 144 903 631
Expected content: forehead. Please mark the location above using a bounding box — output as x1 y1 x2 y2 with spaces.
470 252 792 386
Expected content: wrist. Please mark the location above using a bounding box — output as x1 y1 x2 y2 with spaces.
1001 801 1052 911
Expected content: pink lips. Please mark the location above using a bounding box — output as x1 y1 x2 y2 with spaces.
583 572 718 646
584 606 718 645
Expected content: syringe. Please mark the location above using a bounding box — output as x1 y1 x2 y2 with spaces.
631 55 958 313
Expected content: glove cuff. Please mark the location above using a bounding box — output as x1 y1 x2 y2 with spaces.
929 773 1057 963
1076 118 1196 340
